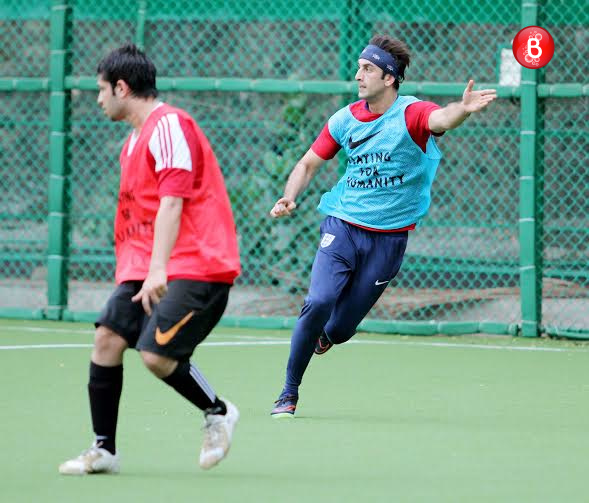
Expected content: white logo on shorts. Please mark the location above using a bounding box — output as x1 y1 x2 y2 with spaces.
320 233 335 248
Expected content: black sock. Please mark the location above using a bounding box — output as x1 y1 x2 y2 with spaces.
162 361 225 415
88 362 123 455
205 397 227 416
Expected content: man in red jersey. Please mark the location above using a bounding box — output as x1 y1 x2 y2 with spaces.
60 44 241 474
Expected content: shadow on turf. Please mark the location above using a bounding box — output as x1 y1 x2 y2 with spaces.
285 411 449 425
280 414 393 423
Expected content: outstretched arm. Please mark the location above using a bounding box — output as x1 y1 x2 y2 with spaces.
428 80 497 133
270 148 326 218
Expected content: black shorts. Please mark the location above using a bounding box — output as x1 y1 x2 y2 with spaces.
95 279 230 361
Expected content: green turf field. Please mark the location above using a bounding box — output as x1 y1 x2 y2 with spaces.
1 319 588 503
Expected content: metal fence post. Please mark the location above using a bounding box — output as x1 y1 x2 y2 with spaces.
135 0 147 50
47 0 73 320
519 0 543 336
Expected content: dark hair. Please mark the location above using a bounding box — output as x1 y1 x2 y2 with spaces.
96 43 158 98
369 35 411 90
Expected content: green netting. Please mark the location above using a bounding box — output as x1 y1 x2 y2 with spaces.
1 0 587 335
0 91 49 312
540 97 589 333
543 1 589 83
0 1 50 77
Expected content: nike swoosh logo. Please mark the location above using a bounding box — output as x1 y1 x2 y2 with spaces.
374 280 389 286
155 311 194 345
348 130 381 149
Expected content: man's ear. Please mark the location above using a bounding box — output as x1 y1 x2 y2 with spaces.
384 74 396 88
115 79 132 97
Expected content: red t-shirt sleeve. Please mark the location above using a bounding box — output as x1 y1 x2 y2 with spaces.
149 113 200 199
314 101 443 157
405 101 444 152
310 123 341 160
157 168 196 198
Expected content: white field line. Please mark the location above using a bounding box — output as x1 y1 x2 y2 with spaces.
0 341 290 350
1 344 95 350
0 326 95 334
0 325 586 353
0 326 283 339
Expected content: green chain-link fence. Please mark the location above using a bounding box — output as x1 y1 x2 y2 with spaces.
1 0 587 337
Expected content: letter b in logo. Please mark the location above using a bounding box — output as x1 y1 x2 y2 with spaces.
512 26 554 69
527 38 542 58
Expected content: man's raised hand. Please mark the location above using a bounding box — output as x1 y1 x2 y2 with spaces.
462 79 497 113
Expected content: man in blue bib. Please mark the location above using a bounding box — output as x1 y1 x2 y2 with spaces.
270 34 497 418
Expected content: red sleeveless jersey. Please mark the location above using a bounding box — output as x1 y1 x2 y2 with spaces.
114 103 240 284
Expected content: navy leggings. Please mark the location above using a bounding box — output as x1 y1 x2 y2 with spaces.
282 216 408 396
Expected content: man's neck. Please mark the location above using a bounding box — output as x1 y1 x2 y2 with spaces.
126 98 160 132
366 90 398 115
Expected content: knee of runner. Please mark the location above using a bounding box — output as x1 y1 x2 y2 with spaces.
93 327 126 359
140 350 175 377
326 327 355 345
304 295 336 318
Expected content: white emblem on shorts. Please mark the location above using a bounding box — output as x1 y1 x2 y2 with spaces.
320 233 335 248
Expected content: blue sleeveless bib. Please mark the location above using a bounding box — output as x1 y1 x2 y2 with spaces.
317 96 442 229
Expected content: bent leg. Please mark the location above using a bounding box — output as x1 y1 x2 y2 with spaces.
141 351 224 413
323 277 388 344
325 231 408 344
138 280 231 415
282 247 352 396
138 280 237 470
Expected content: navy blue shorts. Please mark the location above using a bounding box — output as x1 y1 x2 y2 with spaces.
96 279 230 361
